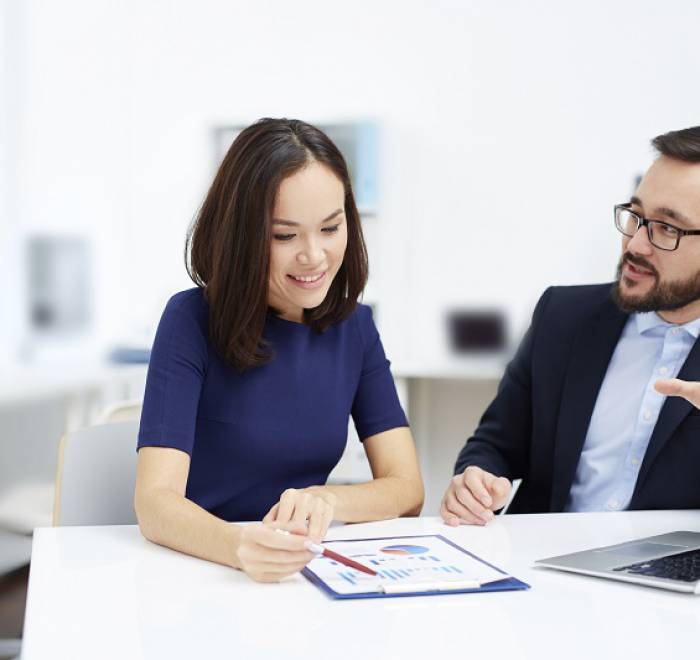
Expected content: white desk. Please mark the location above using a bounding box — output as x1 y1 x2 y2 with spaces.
22 512 700 660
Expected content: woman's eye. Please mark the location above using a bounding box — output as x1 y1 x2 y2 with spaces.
322 224 340 234
273 233 295 241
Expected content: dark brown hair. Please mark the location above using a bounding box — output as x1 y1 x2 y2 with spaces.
186 118 368 371
652 126 700 163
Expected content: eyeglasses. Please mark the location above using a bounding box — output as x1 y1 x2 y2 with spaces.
614 203 700 251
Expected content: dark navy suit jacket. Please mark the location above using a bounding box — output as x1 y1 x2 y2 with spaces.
454 283 700 513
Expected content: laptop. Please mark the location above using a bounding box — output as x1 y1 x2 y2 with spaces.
535 531 700 593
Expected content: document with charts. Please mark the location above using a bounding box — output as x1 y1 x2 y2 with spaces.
302 534 529 599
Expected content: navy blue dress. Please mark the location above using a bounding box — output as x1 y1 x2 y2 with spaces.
137 288 408 522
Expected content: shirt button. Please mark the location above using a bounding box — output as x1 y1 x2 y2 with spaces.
610 499 620 509
631 457 639 466
658 366 669 376
671 328 679 335
643 410 652 421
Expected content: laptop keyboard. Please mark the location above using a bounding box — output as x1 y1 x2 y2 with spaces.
613 548 700 582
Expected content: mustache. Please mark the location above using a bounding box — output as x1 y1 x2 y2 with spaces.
621 252 659 278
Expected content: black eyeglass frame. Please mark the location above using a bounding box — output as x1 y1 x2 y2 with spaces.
614 203 700 251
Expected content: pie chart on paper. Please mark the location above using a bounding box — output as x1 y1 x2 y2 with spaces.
380 544 430 556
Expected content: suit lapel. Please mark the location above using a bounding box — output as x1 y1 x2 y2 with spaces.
632 334 700 499
549 300 628 511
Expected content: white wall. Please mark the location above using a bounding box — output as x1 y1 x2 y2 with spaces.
5 0 700 366
0 0 27 364
3 0 700 525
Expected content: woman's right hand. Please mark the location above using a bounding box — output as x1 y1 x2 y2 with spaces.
233 523 315 583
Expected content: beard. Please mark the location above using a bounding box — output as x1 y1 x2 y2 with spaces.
611 252 700 313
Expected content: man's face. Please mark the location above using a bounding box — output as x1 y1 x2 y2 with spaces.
613 155 700 321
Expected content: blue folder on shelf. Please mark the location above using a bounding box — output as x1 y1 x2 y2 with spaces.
302 534 530 600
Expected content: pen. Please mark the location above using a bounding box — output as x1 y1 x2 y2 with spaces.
379 575 507 594
274 528 377 576
305 541 378 576
380 580 480 594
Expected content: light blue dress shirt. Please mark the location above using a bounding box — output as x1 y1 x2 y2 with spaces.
566 312 700 512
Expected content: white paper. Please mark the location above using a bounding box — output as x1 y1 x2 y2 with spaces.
305 535 508 595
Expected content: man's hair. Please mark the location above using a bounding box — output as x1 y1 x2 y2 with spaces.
652 126 700 163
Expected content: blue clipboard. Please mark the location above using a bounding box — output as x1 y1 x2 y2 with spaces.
301 534 530 599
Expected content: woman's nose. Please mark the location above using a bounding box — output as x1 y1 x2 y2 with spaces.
297 238 323 265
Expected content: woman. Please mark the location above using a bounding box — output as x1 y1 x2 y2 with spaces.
135 118 424 583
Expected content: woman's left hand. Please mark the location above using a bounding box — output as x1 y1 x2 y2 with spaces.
263 488 336 542
655 378 700 409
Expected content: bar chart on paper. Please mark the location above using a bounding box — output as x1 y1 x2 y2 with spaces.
304 535 508 595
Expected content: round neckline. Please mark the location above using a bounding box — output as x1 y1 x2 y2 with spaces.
267 312 310 329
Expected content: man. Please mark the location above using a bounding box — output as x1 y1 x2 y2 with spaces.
441 126 700 526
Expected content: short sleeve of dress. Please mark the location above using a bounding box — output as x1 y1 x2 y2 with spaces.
137 290 208 455
351 305 409 441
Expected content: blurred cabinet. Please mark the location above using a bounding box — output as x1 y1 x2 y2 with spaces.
0 363 147 536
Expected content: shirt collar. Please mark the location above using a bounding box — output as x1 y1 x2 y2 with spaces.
634 311 700 339
683 316 700 339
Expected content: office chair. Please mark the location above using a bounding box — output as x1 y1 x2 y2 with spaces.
53 420 139 526
96 398 143 424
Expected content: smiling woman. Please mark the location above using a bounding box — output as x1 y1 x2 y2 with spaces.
186 119 368 370
268 164 349 322
134 118 424 583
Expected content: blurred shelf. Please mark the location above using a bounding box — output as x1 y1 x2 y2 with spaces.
0 354 508 408
0 363 148 407
392 354 508 381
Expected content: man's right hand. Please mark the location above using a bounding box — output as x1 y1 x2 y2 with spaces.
440 466 512 526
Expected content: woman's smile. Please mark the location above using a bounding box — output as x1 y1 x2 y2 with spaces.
287 271 327 289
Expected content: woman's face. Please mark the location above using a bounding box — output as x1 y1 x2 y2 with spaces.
268 161 348 322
